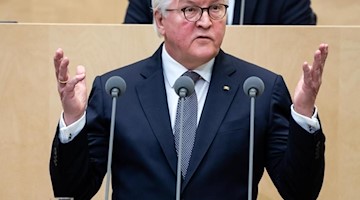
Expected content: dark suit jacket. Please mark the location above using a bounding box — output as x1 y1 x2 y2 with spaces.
124 0 316 25
50 45 325 199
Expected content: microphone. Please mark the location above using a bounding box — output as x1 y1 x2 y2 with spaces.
243 76 265 97
243 76 264 200
104 76 126 200
173 76 195 200
105 76 126 97
174 76 195 97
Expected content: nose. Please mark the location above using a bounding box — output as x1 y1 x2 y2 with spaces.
196 10 212 27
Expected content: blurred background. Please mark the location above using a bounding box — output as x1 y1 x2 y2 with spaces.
0 0 359 25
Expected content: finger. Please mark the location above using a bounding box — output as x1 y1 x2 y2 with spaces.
302 61 312 86
58 57 70 85
75 65 86 83
311 48 324 78
313 44 329 81
314 49 322 68
309 51 323 87
54 48 64 76
319 43 328 55
76 65 86 77
65 66 86 89
319 43 329 64
318 43 328 78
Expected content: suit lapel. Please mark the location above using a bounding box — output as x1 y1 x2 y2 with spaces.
136 47 178 175
183 51 239 188
135 48 243 186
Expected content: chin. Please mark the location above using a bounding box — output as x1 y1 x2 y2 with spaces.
189 52 217 65
197 46 218 58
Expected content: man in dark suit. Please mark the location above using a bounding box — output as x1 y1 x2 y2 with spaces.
124 0 317 25
50 0 328 199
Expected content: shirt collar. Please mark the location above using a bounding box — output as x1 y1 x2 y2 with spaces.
161 45 214 88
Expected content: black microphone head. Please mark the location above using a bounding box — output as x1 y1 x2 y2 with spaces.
174 76 195 97
243 76 265 97
105 76 126 97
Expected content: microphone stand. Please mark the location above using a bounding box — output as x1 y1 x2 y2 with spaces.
248 88 257 200
243 76 264 200
176 89 186 200
104 88 120 200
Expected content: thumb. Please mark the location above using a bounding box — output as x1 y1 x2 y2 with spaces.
302 61 312 85
75 65 86 82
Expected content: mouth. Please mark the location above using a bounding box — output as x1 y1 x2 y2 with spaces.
196 35 212 40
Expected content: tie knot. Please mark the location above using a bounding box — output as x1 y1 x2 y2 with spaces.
183 71 200 84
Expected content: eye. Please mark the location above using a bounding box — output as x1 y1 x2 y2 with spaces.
210 4 221 12
184 6 199 14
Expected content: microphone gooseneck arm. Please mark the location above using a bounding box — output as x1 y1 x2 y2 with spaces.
104 91 118 200
173 76 195 200
176 96 185 200
248 92 255 200
104 76 126 200
243 76 264 200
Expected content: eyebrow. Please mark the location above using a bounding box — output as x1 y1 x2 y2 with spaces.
180 0 223 6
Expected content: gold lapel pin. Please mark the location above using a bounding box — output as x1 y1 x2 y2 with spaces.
223 85 230 91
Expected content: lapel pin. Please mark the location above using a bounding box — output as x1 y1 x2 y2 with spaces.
223 85 230 91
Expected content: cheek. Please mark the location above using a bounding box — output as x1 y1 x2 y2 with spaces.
215 25 226 44
216 33 225 47
167 26 193 46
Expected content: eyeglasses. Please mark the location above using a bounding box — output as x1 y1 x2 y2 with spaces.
166 4 229 22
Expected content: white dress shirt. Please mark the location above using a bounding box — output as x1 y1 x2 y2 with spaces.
58 45 320 143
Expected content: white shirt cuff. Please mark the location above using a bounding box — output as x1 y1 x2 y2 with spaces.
58 111 86 143
291 105 320 134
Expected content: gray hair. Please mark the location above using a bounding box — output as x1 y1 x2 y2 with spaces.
152 0 172 37
152 0 229 13
151 0 229 37
152 0 172 16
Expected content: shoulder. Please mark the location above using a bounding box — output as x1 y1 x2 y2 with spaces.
97 46 163 86
217 50 280 79
216 50 289 95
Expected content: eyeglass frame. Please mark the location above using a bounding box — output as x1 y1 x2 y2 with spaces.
165 4 229 22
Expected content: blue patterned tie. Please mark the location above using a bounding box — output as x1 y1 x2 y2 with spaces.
174 71 200 178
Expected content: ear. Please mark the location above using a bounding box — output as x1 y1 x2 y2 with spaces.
154 10 166 36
